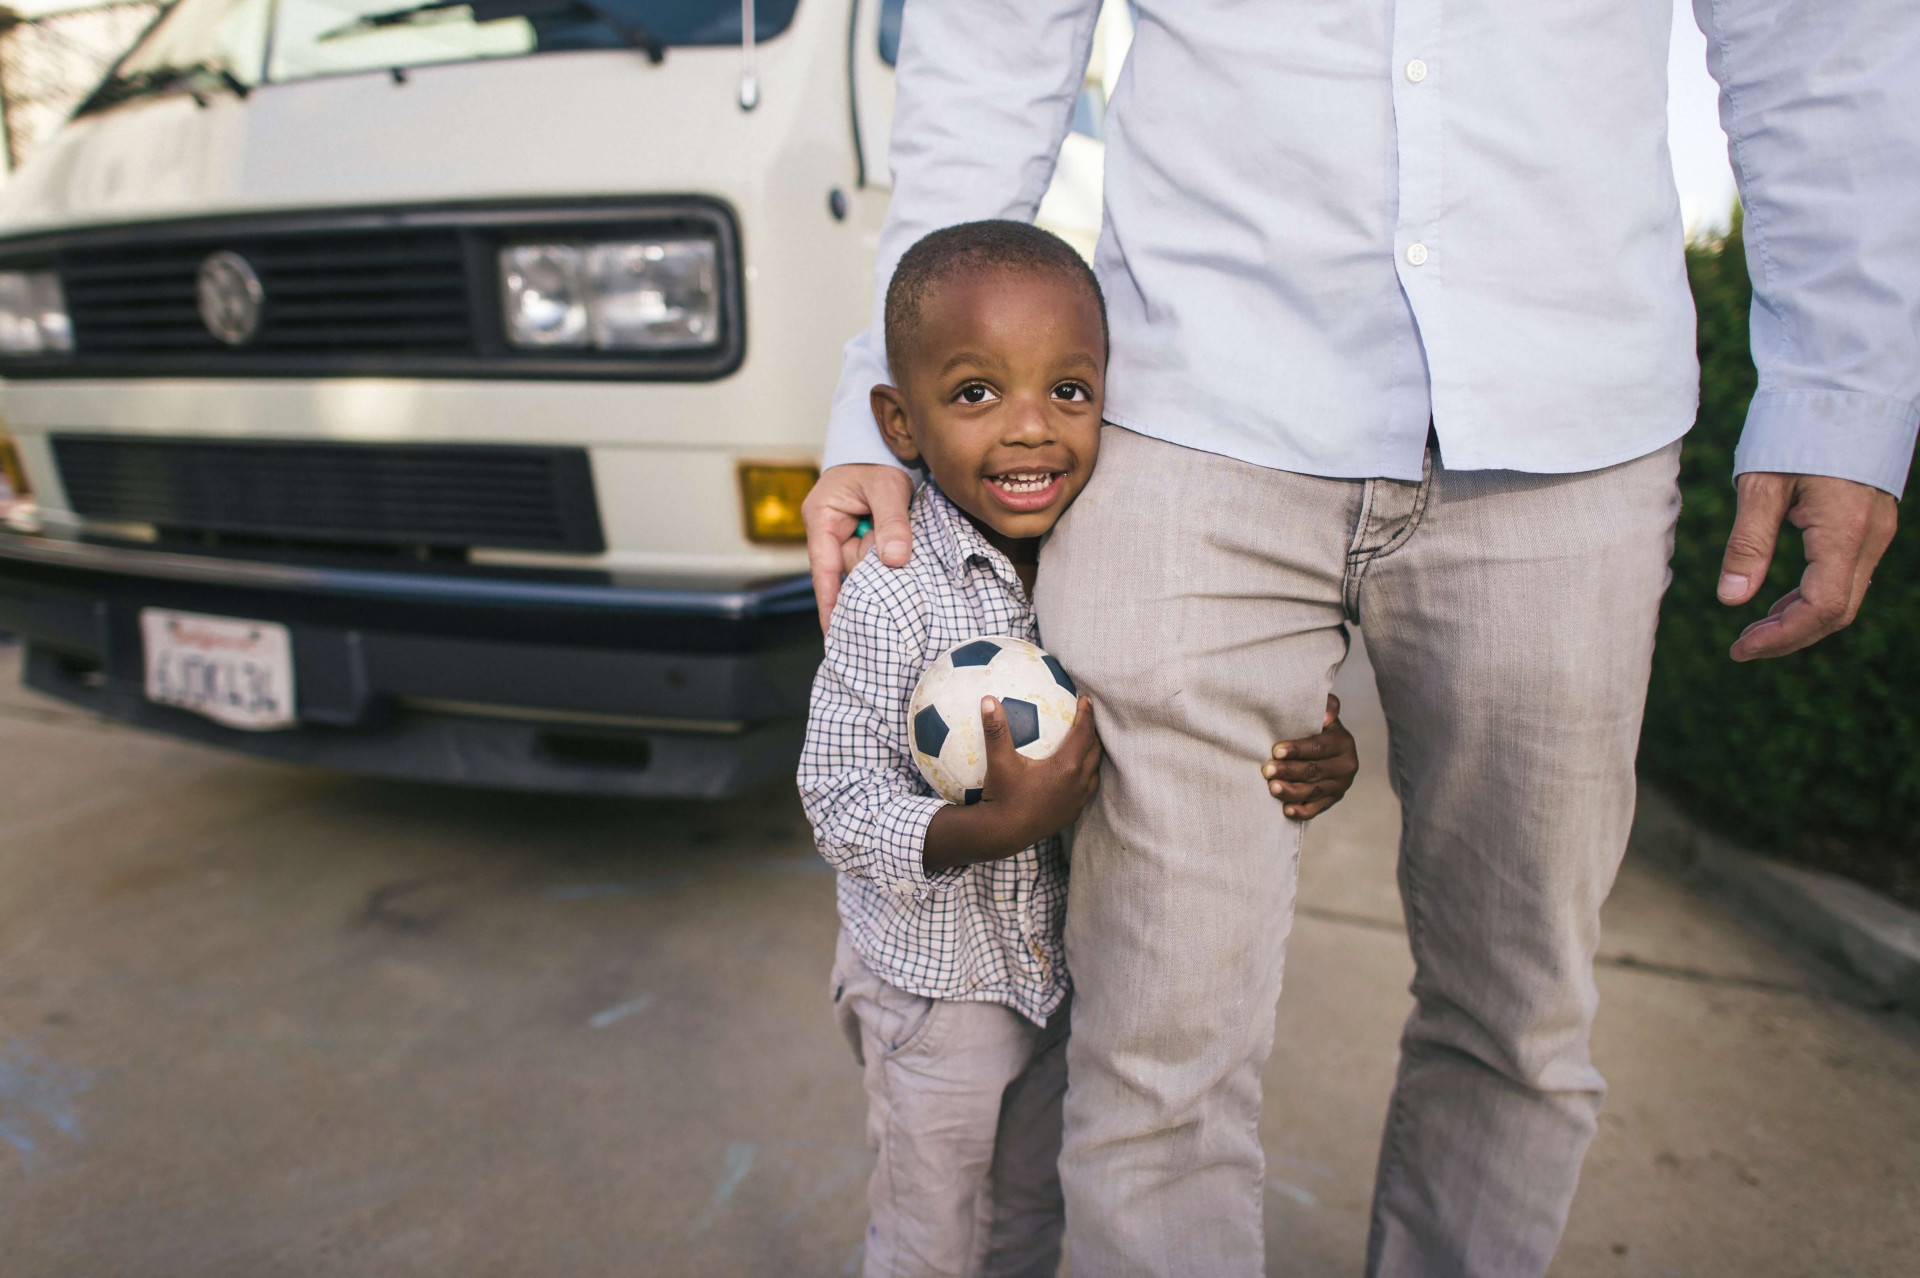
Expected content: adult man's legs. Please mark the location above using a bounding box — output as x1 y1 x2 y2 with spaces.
1037 426 1356 1275
1356 443 1682 1276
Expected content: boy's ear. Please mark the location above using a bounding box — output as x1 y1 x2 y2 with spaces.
870 385 922 466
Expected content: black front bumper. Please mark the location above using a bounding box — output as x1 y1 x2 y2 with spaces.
0 529 822 797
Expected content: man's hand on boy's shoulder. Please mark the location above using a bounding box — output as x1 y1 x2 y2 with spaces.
1263 694 1360 819
806 464 916 633
923 694 1102 873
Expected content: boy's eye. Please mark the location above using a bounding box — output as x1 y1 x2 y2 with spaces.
1052 382 1091 402
955 383 998 405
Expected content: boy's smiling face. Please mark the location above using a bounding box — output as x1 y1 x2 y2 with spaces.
871 265 1105 553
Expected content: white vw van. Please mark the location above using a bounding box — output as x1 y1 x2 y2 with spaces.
0 0 1124 795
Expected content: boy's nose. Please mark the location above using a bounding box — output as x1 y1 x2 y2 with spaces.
1002 396 1056 445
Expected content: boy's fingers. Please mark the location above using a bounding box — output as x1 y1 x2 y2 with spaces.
1271 730 1350 762
1323 693 1340 728
1264 758 1350 785
1062 696 1099 753
1269 774 1348 800
979 696 1017 768
1267 740 1344 771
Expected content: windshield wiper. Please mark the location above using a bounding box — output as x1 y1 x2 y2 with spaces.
78 61 251 115
320 0 665 64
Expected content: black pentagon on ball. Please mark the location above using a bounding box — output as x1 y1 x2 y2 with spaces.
949 638 1001 667
963 788 984 806
914 704 950 757
1001 697 1041 749
1042 655 1077 696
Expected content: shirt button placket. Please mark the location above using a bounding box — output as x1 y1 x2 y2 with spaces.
1396 45 1437 276
1391 0 1443 422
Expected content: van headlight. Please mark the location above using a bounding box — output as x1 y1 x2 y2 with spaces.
0 271 73 354
499 240 720 351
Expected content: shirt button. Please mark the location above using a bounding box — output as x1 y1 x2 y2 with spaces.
1406 243 1430 266
1405 58 1428 83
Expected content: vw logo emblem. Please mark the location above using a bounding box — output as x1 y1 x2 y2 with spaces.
197 250 263 345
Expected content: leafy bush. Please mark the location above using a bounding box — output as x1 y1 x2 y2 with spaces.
1639 213 1920 907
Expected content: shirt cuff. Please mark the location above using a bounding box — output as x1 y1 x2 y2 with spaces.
874 794 968 901
822 330 912 473
1734 389 1920 499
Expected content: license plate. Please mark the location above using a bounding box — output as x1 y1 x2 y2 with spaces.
140 608 297 731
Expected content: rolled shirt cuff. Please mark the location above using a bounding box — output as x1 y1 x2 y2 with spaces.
1734 389 1919 499
873 793 966 901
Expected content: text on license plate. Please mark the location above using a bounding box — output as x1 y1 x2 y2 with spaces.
140 608 298 731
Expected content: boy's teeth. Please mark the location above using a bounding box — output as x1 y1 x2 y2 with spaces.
993 474 1054 493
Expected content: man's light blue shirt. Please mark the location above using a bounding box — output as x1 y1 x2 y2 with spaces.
823 0 1919 498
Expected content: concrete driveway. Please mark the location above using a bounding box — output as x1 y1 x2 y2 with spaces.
0 634 1914 1276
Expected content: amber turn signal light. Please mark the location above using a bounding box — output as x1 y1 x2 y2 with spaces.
0 431 29 499
738 463 817 543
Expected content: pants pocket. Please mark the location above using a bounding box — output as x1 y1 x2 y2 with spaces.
869 979 942 1061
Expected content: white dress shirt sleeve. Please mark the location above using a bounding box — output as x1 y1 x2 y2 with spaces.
820 0 1104 473
1696 0 1920 497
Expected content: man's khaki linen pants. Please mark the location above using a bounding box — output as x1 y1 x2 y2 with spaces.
1034 426 1683 1277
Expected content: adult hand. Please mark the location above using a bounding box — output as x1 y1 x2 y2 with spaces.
1717 472 1898 662
803 463 915 633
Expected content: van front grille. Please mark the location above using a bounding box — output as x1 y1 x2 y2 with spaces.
0 201 743 380
51 435 605 553
60 229 475 357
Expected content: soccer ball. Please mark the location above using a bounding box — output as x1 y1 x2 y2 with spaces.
908 635 1080 805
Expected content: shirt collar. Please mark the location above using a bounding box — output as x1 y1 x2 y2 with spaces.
916 481 1027 597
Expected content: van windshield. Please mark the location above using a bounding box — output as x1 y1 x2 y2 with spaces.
81 0 801 111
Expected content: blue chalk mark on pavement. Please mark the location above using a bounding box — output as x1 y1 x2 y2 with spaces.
1266 1176 1320 1208
0 1038 91 1174
689 1141 757 1236
587 995 654 1030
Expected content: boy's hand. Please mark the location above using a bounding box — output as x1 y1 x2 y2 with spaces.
924 695 1102 871
1262 694 1358 819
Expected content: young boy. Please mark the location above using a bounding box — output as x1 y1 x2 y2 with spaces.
799 221 1358 1277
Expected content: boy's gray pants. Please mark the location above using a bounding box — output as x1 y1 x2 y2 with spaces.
832 930 1070 1278
1034 426 1683 1277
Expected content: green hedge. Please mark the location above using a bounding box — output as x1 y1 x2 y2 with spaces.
1639 214 1919 908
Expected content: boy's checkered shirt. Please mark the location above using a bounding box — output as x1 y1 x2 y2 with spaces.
799 482 1068 1026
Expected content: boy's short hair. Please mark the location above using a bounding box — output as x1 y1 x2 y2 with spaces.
884 220 1108 377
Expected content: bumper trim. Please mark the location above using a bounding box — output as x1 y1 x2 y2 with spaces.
401 697 748 736
21 643 803 798
0 529 814 620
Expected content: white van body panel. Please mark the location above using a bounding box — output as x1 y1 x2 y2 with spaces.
0 25 874 574
0 0 1123 573
0 0 1128 793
